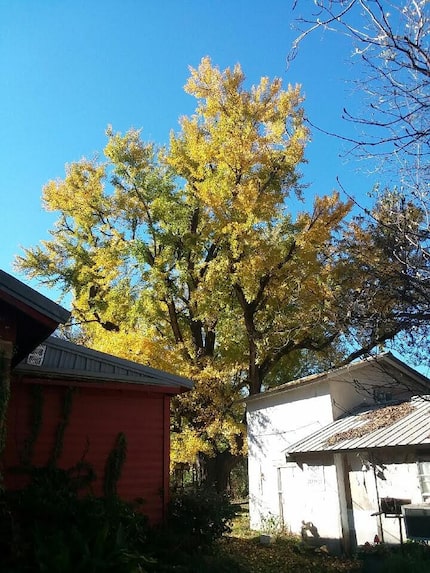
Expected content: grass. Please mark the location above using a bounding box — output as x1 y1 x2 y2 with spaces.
212 503 362 573
218 505 430 573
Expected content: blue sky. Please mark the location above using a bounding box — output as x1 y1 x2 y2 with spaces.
1 1 372 296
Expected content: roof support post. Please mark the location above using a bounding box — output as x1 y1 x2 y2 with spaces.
334 452 357 555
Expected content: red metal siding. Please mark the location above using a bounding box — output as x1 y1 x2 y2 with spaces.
162 394 171 518
4 376 171 524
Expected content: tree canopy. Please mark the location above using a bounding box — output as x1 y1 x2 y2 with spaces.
18 57 419 486
18 57 352 385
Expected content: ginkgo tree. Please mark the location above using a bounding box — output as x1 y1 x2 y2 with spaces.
18 58 356 489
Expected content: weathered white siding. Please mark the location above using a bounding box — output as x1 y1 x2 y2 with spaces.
280 460 341 543
247 355 430 551
329 364 418 420
348 452 422 545
247 382 333 530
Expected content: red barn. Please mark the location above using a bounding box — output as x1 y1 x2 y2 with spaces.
0 270 192 523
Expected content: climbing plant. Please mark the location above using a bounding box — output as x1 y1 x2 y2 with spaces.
49 386 75 467
20 384 44 466
103 432 127 497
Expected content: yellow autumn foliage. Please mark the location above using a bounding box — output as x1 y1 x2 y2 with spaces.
17 58 358 482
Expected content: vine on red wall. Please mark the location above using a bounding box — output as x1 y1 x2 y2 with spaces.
20 385 44 466
103 432 127 497
49 386 75 467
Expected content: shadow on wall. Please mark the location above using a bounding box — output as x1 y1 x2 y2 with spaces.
301 520 320 540
301 521 342 555
248 408 288 458
248 404 323 460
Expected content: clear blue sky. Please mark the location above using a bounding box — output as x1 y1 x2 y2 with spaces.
1 1 371 297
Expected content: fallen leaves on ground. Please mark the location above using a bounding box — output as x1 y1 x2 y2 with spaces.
218 535 361 573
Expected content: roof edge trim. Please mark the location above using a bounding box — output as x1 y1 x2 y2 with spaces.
0 270 70 324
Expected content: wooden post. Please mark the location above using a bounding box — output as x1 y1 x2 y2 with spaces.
334 453 357 554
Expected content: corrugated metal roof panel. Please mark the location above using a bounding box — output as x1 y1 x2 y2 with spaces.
286 396 430 454
15 336 193 391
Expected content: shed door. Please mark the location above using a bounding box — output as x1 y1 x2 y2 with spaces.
279 462 342 541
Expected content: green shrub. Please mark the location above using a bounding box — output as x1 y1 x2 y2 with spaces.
381 542 430 573
0 466 153 572
167 485 236 550
148 484 237 568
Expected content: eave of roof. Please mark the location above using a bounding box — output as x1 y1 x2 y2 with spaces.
286 395 430 455
14 336 194 391
246 352 430 404
0 270 70 325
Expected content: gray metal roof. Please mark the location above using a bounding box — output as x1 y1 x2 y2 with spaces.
0 270 70 324
14 336 194 391
286 395 430 455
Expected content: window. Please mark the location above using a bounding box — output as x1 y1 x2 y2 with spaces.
417 461 430 501
26 344 46 366
373 388 392 404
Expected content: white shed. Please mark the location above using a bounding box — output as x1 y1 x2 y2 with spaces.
246 353 430 553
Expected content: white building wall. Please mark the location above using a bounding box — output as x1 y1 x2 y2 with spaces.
278 454 423 548
329 365 417 420
280 461 342 542
348 453 423 545
247 383 333 530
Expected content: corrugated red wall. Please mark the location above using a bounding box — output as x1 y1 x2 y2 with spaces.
4 376 172 523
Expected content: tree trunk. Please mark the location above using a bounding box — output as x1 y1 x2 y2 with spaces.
199 450 242 493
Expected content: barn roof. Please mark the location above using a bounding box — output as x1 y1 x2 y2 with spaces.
14 335 194 392
0 270 69 325
0 270 70 364
286 395 430 455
